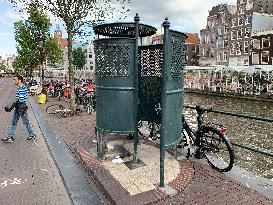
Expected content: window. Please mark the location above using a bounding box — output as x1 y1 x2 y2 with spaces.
237 29 243 39
252 52 259 64
245 15 251 24
236 42 243 55
230 43 235 55
238 15 244 26
218 28 222 35
223 52 228 62
239 5 245 14
245 27 250 38
224 26 229 34
89 54 92 58
217 53 221 62
224 39 229 48
262 37 270 48
231 30 236 40
244 41 249 54
232 18 236 27
253 39 260 49
90 65 94 70
207 20 211 29
193 45 196 52
261 51 269 64
211 20 215 29
217 40 223 48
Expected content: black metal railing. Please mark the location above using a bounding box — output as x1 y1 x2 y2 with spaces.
184 105 273 158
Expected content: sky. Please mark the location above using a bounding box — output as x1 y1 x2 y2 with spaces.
0 0 236 58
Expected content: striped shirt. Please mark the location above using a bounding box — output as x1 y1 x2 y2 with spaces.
16 85 28 103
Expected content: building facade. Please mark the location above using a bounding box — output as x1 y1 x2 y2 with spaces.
74 41 96 80
250 30 273 65
200 4 234 66
200 0 273 67
54 25 68 50
229 0 253 66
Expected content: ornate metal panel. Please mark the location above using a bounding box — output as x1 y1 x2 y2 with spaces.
95 38 135 133
170 31 187 79
162 30 187 148
93 23 157 38
95 40 131 77
138 45 163 123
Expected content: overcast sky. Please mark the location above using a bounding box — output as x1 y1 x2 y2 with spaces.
0 0 236 58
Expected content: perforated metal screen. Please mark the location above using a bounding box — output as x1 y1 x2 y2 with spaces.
138 44 163 123
95 41 131 77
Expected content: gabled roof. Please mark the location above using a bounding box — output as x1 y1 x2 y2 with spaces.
186 33 200 44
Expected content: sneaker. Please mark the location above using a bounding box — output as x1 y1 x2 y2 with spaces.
26 134 36 141
1 137 14 143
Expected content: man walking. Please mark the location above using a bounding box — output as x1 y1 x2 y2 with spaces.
1 75 36 143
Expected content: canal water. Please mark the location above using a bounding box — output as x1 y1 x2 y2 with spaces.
184 93 273 180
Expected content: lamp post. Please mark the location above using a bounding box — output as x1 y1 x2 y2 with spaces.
36 33 45 85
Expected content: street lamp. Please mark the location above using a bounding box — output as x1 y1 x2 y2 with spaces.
35 32 45 85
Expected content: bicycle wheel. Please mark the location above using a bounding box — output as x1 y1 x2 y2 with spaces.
46 104 64 115
200 126 235 172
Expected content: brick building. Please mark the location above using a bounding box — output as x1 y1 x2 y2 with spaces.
199 4 234 66
152 32 200 66
200 0 273 67
54 25 68 50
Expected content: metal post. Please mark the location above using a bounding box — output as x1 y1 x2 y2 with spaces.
133 13 140 163
160 17 170 187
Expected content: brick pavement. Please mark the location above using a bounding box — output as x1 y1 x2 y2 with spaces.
0 78 72 205
37 89 273 205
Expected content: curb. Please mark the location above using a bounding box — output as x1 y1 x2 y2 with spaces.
29 98 104 205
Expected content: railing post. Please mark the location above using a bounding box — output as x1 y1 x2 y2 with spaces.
133 13 140 163
160 17 170 187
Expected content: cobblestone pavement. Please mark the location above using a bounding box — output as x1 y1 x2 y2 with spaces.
36 80 273 205
0 78 72 205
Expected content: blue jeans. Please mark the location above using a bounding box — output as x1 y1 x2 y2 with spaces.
7 109 35 139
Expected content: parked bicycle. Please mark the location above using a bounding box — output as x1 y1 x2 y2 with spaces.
138 105 235 172
179 105 235 172
46 104 72 118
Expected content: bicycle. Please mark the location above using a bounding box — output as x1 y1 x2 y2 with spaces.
46 104 72 118
179 105 235 172
138 105 235 172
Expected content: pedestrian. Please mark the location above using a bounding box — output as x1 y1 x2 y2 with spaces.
38 87 47 104
1 74 36 143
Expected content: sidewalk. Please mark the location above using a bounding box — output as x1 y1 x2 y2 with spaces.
36 97 273 205
0 79 72 205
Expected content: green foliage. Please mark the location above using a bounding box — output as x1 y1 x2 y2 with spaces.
10 0 130 111
13 4 62 76
45 37 63 66
72 47 86 70
0 63 6 72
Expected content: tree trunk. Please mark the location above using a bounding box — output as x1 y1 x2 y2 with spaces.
67 24 76 112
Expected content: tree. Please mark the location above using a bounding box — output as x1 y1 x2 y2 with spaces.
72 47 86 71
13 4 62 78
0 63 6 72
10 0 130 112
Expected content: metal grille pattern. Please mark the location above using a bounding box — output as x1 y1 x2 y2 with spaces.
170 32 187 79
138 45 163 122
94 23 157 37
139 45 163 77
95 42 130 77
